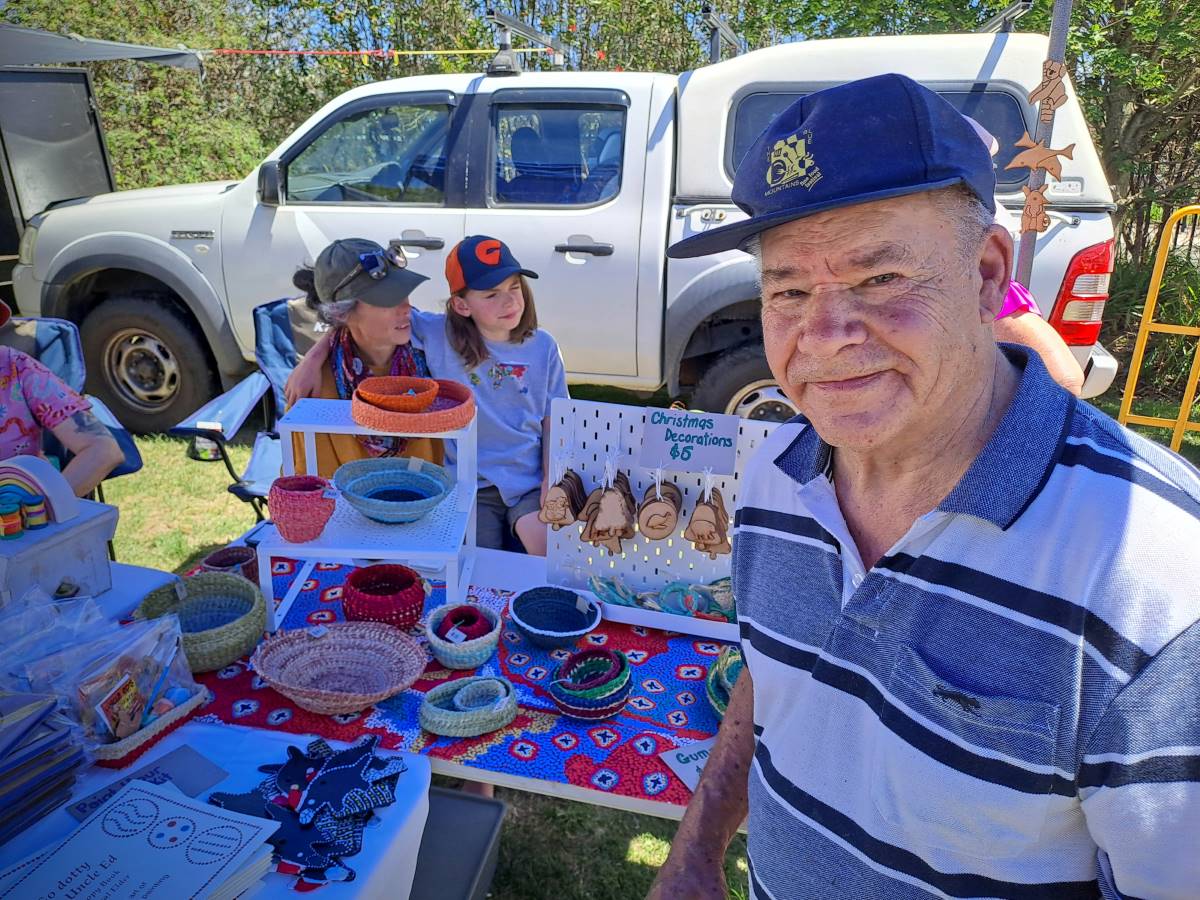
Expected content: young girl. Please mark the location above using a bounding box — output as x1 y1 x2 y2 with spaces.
286 235 568 555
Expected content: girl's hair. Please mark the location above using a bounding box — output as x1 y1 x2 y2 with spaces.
446 275 538 370
295 266 355 326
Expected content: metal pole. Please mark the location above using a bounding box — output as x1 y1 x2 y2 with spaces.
1013 0 1074 287
709 26 721 64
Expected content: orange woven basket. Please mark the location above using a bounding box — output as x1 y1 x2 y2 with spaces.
355 376 439 413
352 378 476 434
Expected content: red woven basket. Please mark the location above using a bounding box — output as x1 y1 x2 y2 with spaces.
355 376 439 413
342 564 426 629
269 475 335 543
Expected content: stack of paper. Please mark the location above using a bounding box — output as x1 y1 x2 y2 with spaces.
0 690 86 845
0 781 279 899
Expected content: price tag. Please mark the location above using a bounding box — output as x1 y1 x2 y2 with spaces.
639 408 740 475
445 626 467 644
308 625 328 638
576 596 592 615
322 488 339 500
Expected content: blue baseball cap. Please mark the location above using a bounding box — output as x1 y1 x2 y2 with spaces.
667 74 997 259
446 235 539 293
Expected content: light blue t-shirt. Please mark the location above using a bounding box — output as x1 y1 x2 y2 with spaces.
412 309 568 507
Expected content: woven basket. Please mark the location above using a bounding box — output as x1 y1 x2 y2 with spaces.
426 603 501 670
550 649 630 700
93 688 210 768
333 457 453 524
251 622 426 715
200 545 258 583
705 646 744 720
342 564 428 630
352 378 475 434
355 376 439 413
419 676 518 737
549 674 631 721
136 572 267 673
508 587 601 650
269 475 335 542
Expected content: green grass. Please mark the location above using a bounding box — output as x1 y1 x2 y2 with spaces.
105 433 747 898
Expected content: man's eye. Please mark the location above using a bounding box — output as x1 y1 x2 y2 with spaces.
779 289 808 300
867 273 899 286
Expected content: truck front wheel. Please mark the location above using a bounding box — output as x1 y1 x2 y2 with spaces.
691 342 798 422
81 295 218 434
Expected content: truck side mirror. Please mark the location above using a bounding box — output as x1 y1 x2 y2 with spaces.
258 160 283 206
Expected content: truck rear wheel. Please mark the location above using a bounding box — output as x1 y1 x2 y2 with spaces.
691 342 798 422
81 295 218 434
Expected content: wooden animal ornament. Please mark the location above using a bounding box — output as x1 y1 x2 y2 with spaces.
1028 60 1067 123
1005 132 1074 180
580 470 636 555
539 469 586 531
684 483 731 560
1021 184 1051 234
637 480 683 541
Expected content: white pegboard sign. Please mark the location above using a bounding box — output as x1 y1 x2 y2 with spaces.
545 398 779 617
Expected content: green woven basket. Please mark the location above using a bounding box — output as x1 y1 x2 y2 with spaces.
419 676 518 737
136 572 267 673
425 603 501 670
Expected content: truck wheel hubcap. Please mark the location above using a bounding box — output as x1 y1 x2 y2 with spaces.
726 380 796 422
103 329 180 410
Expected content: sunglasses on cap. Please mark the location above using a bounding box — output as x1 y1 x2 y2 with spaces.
331 245 407 300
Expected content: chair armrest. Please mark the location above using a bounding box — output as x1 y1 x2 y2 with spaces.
169 371 270 443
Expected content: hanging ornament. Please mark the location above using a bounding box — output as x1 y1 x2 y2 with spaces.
580 470 636 555
684 474 731 559
539 469 586 530
637 478 683 541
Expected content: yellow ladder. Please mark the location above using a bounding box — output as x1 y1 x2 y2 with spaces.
1116 205 1200 452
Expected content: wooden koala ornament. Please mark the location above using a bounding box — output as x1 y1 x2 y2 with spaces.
1028 59 1067 124
579 471 636 554
539 469 586 531
637 482 683 541
684 487 732 560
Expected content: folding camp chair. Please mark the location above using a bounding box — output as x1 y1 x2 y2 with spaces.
171 298 324 520
0 315 143 502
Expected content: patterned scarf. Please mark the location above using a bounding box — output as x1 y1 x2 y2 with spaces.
330 326 429 457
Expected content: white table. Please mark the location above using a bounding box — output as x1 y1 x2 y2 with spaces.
0 722 432 899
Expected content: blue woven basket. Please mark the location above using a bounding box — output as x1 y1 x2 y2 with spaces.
333 457 454 524
508 587 601 650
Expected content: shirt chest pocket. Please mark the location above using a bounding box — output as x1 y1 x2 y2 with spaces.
868 645 1063 859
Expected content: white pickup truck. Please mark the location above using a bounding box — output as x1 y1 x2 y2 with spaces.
13 33 1118 432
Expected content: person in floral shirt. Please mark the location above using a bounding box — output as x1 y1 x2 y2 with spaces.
0 302 123 496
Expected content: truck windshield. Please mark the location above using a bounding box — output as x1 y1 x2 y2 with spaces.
731 88 1031 190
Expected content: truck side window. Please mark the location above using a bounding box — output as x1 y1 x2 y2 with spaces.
286 104 452 205
490 105 626 206
730 89 1030 189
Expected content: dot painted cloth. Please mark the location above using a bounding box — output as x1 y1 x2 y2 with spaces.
0 346 90 461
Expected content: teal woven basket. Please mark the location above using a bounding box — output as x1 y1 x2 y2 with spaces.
333 457 454 524
425 603 501 670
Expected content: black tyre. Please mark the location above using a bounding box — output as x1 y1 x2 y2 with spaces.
690 342 798 422
81 294 218 434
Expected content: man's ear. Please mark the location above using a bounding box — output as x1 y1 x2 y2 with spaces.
977 225 1013 323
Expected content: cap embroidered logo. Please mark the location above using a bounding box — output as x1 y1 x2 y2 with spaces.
765 130 821 195
476 239 503 266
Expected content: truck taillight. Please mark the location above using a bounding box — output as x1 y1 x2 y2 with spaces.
1048 239 1115 346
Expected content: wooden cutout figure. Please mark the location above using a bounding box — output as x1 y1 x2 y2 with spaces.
580 471 636 554
1021 184 1051 233
684 487 732 559
1028 60 1067 124
1005 132 1075 180
637 482 683 541
539 469 586 530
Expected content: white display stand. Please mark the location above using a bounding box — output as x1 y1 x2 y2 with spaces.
545 398 778 641
256 398 477 629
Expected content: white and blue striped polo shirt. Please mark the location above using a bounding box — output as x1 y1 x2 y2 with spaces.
732 347 1200 899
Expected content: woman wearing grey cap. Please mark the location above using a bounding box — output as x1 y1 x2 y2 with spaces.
290 238 442 475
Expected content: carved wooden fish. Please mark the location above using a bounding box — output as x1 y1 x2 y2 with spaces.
1005 131 1075 179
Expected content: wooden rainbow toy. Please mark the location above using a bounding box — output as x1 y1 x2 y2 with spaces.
0 455 78 529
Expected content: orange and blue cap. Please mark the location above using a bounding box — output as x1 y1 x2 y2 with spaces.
445 236 538 294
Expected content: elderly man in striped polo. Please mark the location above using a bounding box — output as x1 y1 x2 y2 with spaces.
654 74 1200 900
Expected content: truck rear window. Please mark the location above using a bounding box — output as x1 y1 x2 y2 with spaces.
731 88 1032 190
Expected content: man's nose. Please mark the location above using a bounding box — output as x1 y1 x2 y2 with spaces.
795 293 867 358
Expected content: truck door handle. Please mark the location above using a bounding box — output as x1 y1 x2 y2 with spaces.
392 237 445 250
555 242 613 256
